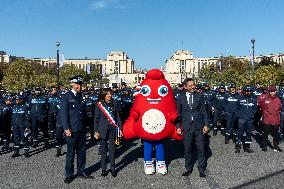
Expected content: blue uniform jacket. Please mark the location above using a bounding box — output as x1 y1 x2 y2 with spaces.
225 93 240 113
11 103 31 128
237 95 257 120
29 95 48 118
60 90 86 132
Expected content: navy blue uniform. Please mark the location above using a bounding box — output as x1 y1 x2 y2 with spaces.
121 94 133 123
60 90 87 177
224 93 240 140
11 103 31 151
212 91 227 134
0 104 12 149
84 96 96 138
236 95 257 145
203 89 214 127
48 94 61 133
29 95 49 145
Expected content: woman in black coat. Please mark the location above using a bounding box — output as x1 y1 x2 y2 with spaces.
94 88 123 177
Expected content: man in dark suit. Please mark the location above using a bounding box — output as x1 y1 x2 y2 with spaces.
61 75 93 184
176 78 209 178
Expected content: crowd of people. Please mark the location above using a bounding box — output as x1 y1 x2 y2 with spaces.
0 75 284 184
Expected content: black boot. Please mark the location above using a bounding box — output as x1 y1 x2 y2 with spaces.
44 140 49 148
32 142 38 148
221 129 226 136
244 144 254 153
225 135 229 144
235 144 241 153
55 147 62 157
11 148 20 158
24 149 29 158
2 143 9 151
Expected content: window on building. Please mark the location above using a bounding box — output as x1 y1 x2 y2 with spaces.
79 64 81 69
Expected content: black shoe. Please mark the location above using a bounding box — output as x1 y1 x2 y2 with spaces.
24 150 29 158
225 136 229 144
182 170 193 176
262 146 268 152
274 146 283 152
77 173 93 179
244 145 254 153
199 171 206 178
44 141 49 148
101 170 108 177
221 129 225 136
111 170 117 177
32 142 38 148
55 148 62 157
11 151 20 158
64 176 74 184
235 144 241 153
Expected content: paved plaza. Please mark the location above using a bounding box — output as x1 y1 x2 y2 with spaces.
0 132 284 189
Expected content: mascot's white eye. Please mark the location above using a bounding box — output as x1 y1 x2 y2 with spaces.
140 85 151 96
158 85 168 97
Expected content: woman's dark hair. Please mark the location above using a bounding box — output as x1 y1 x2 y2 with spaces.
99 88 112 103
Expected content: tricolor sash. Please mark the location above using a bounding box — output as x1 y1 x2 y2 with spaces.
97 102 119 128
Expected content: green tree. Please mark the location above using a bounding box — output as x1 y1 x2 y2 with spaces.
2 59 35 91
253 65 278 86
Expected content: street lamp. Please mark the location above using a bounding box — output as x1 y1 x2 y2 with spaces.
56 42 60 90
251 38 255 70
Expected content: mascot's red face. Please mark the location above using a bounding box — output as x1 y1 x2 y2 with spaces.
123 69 181 140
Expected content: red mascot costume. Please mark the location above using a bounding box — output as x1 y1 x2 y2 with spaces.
123 69 181 175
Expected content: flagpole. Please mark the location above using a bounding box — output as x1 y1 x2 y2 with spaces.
56 42 60 90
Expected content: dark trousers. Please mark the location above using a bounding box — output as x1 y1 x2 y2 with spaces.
65 132 86 177
48 112 57 131
183 126 206 172
13 125 29 150
86 116 94 137
100 128 116 172
237 119 253 144
262 124 279 147
0 125 11 146
225 112 238 136
31 116 48 142
213 110 226 130
55 126 64 148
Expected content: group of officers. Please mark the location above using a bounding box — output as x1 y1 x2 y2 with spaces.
0 81 134 159
174 81 284 153
0 76 284 182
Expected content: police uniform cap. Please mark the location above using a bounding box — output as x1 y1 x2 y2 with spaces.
69 75 84 84
219 84 225 89
15 95 24 100
229 83 236 89
244 86 253 92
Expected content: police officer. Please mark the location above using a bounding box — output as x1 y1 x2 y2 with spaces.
212 84 227 136
174 83 184 100
121 88 133 123
11 95 31 158
224 83 240 144
203 83 214 129
61 75 93 184
235 86 257 153
29 87 49 148
0 96 13 150
112 84 123 113
54 90 65 157
48 86 60 139
83 91 96 141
